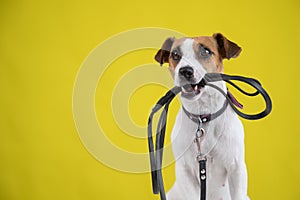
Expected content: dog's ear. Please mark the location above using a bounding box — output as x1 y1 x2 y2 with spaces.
213 33 242 60
154 37 175 66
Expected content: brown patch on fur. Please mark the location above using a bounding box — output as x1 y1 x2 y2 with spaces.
168 38 186 71
154 37 174 66
193 36 224 73
213 33 242 60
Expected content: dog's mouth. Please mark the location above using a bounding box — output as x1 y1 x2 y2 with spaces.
181 80 206 98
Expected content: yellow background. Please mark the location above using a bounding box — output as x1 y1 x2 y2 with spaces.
1 0 300 199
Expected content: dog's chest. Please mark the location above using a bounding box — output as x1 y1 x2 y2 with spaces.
171 108 243 171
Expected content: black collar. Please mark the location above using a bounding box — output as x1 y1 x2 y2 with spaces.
182 99 229 124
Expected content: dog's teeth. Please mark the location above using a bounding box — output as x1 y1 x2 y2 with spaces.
194 85 198 91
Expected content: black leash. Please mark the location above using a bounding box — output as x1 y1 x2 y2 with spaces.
148 86 181 200
203 73 272 120
199 159 206 200
147 73 272 200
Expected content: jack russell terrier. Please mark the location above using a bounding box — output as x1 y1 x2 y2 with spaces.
154 33 250 200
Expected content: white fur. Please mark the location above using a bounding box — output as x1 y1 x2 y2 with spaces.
167 39 250 200
174 39 206 87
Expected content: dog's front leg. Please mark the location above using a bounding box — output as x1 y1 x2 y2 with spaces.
167 160 200 200
227 161 250 200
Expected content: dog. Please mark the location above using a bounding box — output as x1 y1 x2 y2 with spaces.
154 33 250 200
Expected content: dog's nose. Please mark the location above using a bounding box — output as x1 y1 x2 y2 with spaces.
179 66 194 79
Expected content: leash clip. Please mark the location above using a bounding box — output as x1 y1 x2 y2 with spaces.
195 117 204 135
197 153 207 162
195 118 205 158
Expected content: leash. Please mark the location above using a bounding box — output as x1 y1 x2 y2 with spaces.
147 73 272 200
203 73 272 120
148 86 181 200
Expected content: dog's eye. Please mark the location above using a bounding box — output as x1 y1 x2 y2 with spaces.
199 45 213 58
171 50 181 61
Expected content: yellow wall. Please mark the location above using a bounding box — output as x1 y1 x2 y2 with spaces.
1 0 299 199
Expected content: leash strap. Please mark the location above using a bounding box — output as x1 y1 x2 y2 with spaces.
195 126 207 200
148 86 181 199
199 159 206 200
203 73 272 120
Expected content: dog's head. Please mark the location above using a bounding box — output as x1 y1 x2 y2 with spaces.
155 33 241 107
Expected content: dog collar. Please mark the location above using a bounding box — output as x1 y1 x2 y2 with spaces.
182 100 228 124
182 91 242 124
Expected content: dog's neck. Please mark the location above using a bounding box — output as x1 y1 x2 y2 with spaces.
180 81 227 115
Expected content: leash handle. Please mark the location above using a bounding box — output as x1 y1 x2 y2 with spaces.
204 73 272 120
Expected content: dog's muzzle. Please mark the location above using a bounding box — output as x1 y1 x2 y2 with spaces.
178 66 206 98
